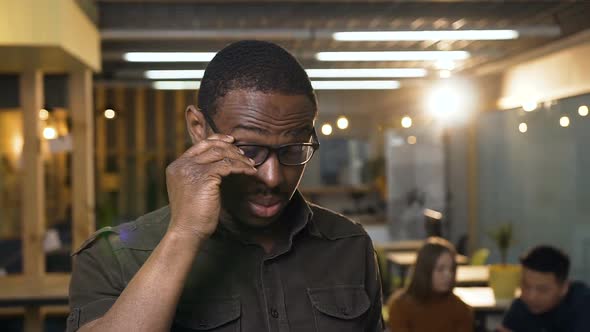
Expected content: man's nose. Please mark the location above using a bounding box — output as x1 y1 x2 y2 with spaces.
255 152 283 189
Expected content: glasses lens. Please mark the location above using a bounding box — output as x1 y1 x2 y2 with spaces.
238 145 268 165
279 145 315 165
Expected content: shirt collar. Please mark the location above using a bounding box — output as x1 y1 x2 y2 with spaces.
213 189 320 244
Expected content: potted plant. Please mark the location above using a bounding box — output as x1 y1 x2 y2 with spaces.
487 223 521 300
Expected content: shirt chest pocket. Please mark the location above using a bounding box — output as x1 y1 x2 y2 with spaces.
173 296 241 332
307 285 370 332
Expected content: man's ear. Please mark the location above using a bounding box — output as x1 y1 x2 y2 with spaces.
185 105 207 144
560 280 570 297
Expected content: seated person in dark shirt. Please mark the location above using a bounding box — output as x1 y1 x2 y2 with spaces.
498 245 590 332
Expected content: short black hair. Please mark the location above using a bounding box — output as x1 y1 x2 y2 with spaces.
520 245 570 283
197 40 317 117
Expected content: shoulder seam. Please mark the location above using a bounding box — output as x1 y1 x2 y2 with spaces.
71 226 120 256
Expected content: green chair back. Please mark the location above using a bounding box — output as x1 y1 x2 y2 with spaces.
470 248 490 265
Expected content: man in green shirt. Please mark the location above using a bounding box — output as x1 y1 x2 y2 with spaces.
67 40 384 332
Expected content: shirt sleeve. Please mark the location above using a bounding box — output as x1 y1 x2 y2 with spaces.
364 238 385 332
502 299 527 331
66 234 125 332
386 296 411 332
573 292 590 332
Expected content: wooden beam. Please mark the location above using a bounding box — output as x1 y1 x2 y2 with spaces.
115 87 127 216
19 70 45 277
69 70 96 251
95 87 106 182
155 90 166 207
0 273 69 331
135 88 147 215
175 90 186 157
52 109 68 224
0 273 70 301
466 119 479 255
0 306 69 317
24 308 42 332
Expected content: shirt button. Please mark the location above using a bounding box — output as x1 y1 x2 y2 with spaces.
270 308 279 318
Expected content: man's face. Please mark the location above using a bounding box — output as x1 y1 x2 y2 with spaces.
211 90 316 228
520 268 568 314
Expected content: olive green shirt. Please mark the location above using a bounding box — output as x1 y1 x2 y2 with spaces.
66 193 384 331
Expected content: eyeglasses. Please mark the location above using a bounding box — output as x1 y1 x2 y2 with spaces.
199 108 320 166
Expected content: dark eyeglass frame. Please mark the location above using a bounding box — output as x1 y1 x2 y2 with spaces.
198 108 320 166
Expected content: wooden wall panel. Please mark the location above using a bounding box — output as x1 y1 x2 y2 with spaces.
69 70 95 251
19 70 45 332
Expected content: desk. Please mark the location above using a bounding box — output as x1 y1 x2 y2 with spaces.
387 252 469 289
454 287 514 331
387 252 468 266
454 287 512 312
386 252 468 289
375 240 424 252
456 265 490 286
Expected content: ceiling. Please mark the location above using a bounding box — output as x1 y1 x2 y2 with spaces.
93 0 590 85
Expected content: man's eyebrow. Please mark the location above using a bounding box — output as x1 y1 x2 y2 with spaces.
285 125 314 137
230 125 271 135
230 125 313 137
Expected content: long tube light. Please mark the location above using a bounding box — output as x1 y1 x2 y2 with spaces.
153 81 201 90
146 70 206 79
316 51 470 62
333 30 519 41
311 81 400 90
153 80 399 90
146 68 426 79
306 68 426 78
124 52 216 62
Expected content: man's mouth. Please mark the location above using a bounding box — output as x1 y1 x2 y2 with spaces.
247 196 284 218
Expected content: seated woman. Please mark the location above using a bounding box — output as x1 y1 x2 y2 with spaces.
387 237 473 332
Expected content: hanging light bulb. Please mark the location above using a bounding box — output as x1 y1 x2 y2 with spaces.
104 108 116 119
559 116 570 128
336 116 349 129
321 123 333 136
39 109 49 121
401 116 413 128
43 126 58 140
522 101 537 112
439 70 452 79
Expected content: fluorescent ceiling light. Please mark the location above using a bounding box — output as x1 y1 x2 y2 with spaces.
153 81 201 90
435 59 456 70
124 52 216 62
306 68 426 78
311 80 400 90
316 51 470 62
333 30 519 41
145 68 426 79
146 70 206 79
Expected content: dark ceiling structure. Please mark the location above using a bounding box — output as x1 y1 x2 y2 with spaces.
92 1 590 84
